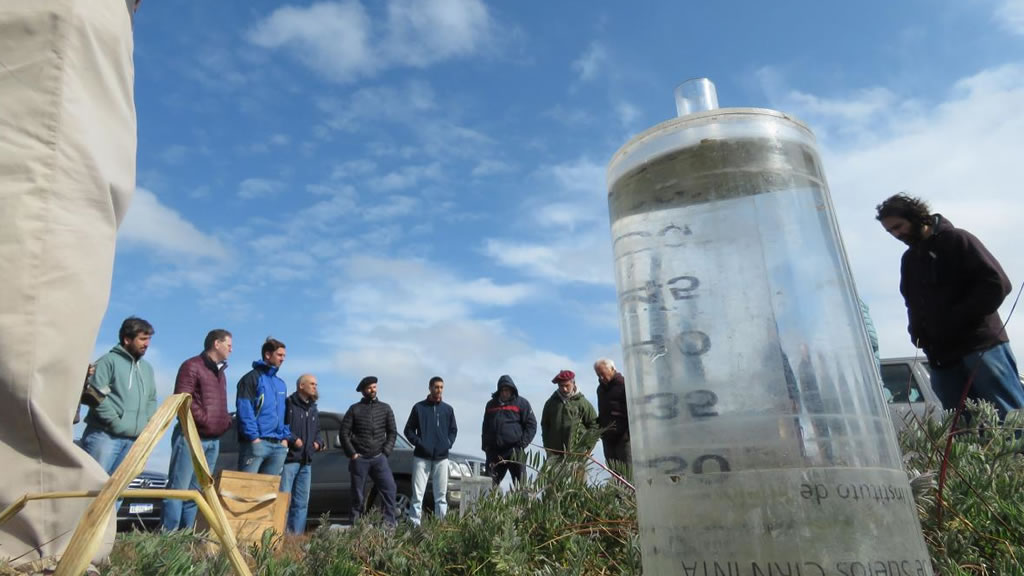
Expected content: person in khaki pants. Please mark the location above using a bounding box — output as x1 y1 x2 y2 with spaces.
0 0 140 567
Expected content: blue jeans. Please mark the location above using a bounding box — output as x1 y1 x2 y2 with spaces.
279 462 312 533
81 426 134 474
161 425 219 531
238 439 287 475
409 457 448 526
930 342 1024 419
81 426 134 511
349 454 396 527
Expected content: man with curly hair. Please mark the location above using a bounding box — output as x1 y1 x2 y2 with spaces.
876 193 1024 418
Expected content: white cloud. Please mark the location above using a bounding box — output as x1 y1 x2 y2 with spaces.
485 157 613 284
316 256 583 456
485 235 613 285
247 1 376 84
471 159 515 177
331 159 378 180
160 145 189 165
363 195 419 221
297 185 360 229
547 157 606 195
119 188 230 262
762 62 1024 358
572 42 607 82
334 256 532 326
248 0 494 84
616 101 641 128
238 178 285 199
757 66 917 143
996 0 1024 34
368 163 442 191
318 81 436 132
316 81 492 161
382 0 494 67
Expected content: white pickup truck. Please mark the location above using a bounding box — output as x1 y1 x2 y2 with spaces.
878 356 942 432
879 356 1024 432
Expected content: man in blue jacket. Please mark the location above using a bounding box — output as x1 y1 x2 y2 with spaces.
236 337 290 474
403 376 458 526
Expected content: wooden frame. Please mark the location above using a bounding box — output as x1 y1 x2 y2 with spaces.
0 394 252 576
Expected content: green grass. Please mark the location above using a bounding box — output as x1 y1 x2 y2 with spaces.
3 408 1021 575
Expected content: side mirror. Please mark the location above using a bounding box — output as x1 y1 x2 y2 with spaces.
333 433 343 450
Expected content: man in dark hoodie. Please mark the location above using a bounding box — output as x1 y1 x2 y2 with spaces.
340 376 398 527
594 358 630 472
280 373 322 534
403 376 457 526
162 329 233 531
482 375 537 486
877 194 1024 417
236 337 291 474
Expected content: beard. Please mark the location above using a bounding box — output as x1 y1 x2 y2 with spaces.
900 221 927 246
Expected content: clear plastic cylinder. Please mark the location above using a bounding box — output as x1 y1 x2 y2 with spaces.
674 78 719 116
607 107 934 575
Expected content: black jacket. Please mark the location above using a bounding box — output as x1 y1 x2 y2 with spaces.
404 398 458 461
340 397 397 458
481 375 537 453
596 372 629 441
900 215 1012 366
284 392 320 465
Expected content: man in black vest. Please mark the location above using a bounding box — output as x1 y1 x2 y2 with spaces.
340 376 398 526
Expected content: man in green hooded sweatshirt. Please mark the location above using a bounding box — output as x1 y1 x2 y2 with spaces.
541 370 599 459
81 316 158 474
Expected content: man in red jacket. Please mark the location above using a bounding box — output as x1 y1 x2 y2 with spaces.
161 329 234 531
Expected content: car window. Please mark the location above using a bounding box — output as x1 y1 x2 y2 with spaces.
395 435 412 449
880 363 923 403
318 415 340 450
219 416 239 452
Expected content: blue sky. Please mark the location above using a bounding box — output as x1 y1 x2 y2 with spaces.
78 0 1024 469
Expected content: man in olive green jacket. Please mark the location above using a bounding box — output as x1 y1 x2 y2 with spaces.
541 370 599 457
81 317 158 474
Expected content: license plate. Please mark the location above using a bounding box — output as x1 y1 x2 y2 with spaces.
128 503 154 515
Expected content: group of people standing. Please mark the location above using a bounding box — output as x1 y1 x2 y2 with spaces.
480 363 631 485
74 320 634 534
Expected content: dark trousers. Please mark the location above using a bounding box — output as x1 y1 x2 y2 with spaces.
349 453 397 526
487 448 523 486
602 435 632 476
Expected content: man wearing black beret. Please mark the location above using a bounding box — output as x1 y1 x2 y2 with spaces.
340 376 398 527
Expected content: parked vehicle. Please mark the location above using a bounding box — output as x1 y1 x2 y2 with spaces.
117 470 168 531
213 412 488 528
879 356 942 433
879 356 1024 433
73 436 168 532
